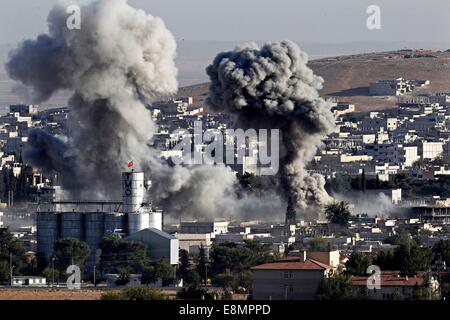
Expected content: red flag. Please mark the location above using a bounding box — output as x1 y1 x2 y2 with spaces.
127 161 134 168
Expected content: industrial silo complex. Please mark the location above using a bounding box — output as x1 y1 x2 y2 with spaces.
36 170 167 270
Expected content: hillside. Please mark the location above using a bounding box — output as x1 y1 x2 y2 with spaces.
178 49 450 112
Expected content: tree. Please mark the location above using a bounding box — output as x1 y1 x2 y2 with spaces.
0 261 9 284
326 174 352 194
115 267 131 286
374 249 396 270
325 201 351 226
377 230 433 276
412 285 428 300
177 286 215 300
345 252 371 276
213 270 236 290
209 241 273 278
394 243 433 276
35 252 48 275
196 244 208 285
316 273 356 300
432 240 450 266
361 168 367 193
385 228 413 246
243 240 274 266
237 270 252 290
0 227 27 280
177 249 191 282
53 238 91 276
41 267 60 284
441 283 450 300
308 237 331 252
99 235 148 274
154 260 175 286
141 264 158 286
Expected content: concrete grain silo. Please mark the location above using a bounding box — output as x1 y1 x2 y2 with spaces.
36 169 164 269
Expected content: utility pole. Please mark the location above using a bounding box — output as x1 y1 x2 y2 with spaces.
52 257 55 287
93 265 96 287
205 263 208 287
9 252 14 287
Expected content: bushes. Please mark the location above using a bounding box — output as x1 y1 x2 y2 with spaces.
177 286 215 300
345 252 372 276
316 273 356 300
101 287 166 300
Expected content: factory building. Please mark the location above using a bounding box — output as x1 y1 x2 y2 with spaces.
125 228 179 265
36 171 163 269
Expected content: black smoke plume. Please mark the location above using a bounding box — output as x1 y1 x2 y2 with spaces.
206 41 336 221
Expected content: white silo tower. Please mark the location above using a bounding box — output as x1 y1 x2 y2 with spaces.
122 170 162 234
122 171 145 213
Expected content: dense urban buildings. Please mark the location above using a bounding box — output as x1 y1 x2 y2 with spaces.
0 83 449 300
0 0 449 304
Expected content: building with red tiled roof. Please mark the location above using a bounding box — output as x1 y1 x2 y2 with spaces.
351 271 439 300
251 251 339 300
252 259 333 271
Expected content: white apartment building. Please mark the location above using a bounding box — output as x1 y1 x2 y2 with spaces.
422 141 443 160
364 143 418 167
361 117 398 132
176 233 212 254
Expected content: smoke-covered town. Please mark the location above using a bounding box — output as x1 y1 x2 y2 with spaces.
0 0 449 309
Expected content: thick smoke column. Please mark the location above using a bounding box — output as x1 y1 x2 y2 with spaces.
206 41 336 221
6 0 282 220
6 0 177 197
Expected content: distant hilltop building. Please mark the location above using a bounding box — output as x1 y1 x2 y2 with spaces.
329 102 355 117
9 104 39 116
36 170 167 269
369 77 429 96
148 96 203 116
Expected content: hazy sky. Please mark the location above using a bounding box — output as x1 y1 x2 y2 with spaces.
0 0 450 45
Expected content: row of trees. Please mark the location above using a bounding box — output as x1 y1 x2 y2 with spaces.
316 233 450 300
176 240 275 298
0 228 176 285
344 231 450 277
0 228 29 283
